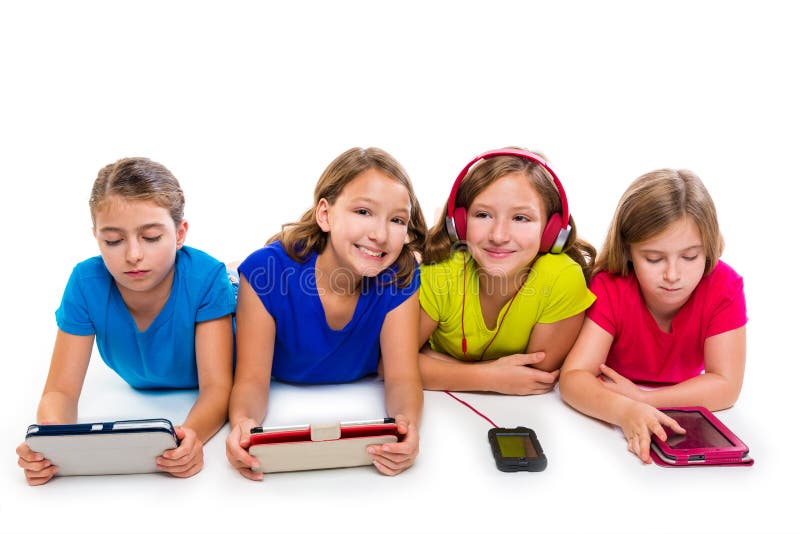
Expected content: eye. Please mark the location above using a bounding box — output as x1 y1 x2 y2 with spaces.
682 255 699 261
645 257 663 264
513 214 531 222
391 216 407 226
143 235 162 243
474 211 490 219
355 208 370 216
104 239 122 246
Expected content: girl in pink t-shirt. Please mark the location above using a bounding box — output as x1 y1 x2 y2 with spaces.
560 169 747 464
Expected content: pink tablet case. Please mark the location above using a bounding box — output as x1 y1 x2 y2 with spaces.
650 406 753 467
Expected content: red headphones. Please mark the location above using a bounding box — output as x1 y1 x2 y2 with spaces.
445 148 572 254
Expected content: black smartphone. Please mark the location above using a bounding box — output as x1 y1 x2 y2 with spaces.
488 426 547 472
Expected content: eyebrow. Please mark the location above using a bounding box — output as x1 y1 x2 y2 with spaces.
471 202 540 212
350 196 411 213
639 244 704 254
98 223 168 233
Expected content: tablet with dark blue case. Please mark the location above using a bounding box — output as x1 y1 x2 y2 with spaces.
25 418 178 476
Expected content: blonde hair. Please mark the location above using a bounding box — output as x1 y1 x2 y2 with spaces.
423 151 596 283
89 157 185 227
595 168 724 277
269 147 426 288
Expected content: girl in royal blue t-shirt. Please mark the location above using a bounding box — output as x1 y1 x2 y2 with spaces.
226 147 427 479
17 157 235 485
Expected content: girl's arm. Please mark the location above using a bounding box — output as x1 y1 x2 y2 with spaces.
601 326 746 411
559 318 684 463
18 330 94 485
225 277 275 481
417 308 558 395
372 292 423 475
156 314 234 478
525 312 585 372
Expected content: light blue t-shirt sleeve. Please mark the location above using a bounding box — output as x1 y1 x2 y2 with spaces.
195 262 237 323
55 265 95 336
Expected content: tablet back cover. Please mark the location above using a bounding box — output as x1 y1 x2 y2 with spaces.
26 424 178 476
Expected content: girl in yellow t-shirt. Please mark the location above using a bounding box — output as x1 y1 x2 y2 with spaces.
418 148 596 395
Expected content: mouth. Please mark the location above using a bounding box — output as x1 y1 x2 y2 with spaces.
125 270 150 278
355 245 386 259
483 248 515 259
660 286 682 293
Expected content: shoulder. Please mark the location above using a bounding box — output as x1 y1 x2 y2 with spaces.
698 260 744 297
69 255 111 285
420 251 463 293
529 252 587 289
532 252 584 277
589 270 637 299
240 241 300 272
176 246 224 273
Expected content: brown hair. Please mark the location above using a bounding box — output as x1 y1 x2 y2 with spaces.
595 168 724 277
89 157 185 227
423 152 596 283
269 147 426 288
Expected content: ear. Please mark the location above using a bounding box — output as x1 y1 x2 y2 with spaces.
176 220 189 249
315 199 331 232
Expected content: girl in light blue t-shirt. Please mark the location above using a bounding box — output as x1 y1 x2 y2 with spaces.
16 157 235 485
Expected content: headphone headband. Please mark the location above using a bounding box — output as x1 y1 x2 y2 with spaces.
445 148 571 253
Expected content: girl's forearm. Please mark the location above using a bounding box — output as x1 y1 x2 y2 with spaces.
37 391 79 425
560 369 635 428
182 383 231 443
640 372 741 411
228 381 269 428
385 379 422 425
418 350 489 392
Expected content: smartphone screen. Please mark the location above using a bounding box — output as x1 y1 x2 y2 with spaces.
662 409 734 449
496 433 539 458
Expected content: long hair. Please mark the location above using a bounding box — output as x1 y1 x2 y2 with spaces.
595 168 724 277
269 147 426 288
89 157 184 227
423 151 596 283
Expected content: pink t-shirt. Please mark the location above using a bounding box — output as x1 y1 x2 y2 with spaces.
587 261 747 384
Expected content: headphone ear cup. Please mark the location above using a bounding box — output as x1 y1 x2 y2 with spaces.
539 214 563 253
453 206 467 241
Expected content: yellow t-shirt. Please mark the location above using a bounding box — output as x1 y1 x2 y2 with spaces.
420 251 595 361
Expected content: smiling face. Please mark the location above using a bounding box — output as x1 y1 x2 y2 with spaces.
629 216 707 322
315 168 411 281
93 196 187 300
465 171 546 287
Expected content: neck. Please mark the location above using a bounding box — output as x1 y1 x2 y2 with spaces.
117 268 174 315
315 248 361 295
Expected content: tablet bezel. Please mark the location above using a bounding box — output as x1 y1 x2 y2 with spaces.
650 407 750 465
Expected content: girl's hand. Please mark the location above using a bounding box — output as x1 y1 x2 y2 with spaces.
17 442 58 486
599 364 645 401
225 418 263 481
488 352 559 395
368 414 419 476
618 402 685 463
157 426 203 478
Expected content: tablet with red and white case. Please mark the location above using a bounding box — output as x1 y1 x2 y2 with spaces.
248 418 399 473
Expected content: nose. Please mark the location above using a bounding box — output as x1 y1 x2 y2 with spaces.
489 218 510 244
126 238 144 264
368 219 388 244
663 258 680 283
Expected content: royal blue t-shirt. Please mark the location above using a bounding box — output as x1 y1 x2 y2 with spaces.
56 246 236 389
238 242 420 384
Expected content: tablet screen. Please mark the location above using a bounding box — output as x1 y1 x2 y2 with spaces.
496 434 539 458
662 409 733 449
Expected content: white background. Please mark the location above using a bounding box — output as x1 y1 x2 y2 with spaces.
1 1 797 533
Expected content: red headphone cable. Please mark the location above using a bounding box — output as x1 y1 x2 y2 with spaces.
444 390 498 428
